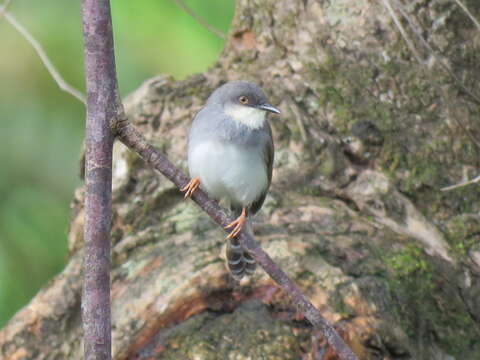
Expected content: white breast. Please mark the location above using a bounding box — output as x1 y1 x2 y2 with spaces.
188 140 268 207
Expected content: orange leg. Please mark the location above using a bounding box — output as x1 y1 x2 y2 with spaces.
225 207 247 239
181 177 200 198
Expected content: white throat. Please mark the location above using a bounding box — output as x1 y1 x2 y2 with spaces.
225 104 266 129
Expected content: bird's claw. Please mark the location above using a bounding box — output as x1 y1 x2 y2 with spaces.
181 178 200 198
225 209 246 239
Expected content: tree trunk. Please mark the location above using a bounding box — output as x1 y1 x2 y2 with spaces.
2 0 480 359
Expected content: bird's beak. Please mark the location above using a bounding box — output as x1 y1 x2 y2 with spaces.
257 103 281 114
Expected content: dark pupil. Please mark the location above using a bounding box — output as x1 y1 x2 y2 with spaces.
240 97 247 103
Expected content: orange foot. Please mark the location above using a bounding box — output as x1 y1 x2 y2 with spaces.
181 177 200 198
225 207 247 239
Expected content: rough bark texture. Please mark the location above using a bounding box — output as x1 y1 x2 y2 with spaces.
1 0 480 359
81 0 118 358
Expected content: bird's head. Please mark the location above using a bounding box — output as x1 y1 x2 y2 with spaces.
208 81 280 129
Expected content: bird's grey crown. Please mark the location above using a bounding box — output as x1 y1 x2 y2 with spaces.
206 81 269 108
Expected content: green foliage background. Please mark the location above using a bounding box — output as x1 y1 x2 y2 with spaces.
0 0 234 327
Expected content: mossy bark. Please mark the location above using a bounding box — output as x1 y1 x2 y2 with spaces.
2 1 480 359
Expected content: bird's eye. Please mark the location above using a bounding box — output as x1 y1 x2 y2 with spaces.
238 96 249 105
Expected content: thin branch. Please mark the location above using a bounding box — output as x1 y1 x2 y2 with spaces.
0 0 11 19
170 0 226 39
81 0 118 359
441 174 480 191
380 0 424 64
287 96 308 143
113 116 359 360
389 0 480 106
3 11 86 104
453 0 480 32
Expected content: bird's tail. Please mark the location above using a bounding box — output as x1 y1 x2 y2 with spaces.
226 221 256 279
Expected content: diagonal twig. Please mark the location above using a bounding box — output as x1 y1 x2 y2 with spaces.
0 0 12 19
170 0 226 39
113 116 359 360
380 0 424 64
386 0 480 106
453 0 480 32
441 174 480 191
3 11 86 104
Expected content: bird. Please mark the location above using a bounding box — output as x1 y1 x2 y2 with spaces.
181 81 280 279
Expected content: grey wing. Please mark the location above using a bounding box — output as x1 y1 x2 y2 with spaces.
188 104 232 149
250 123 274 215
188 107 211 149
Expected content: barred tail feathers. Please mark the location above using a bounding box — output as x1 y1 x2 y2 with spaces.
226 221 256 279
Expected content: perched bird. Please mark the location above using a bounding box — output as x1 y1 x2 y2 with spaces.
181 81 280 279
